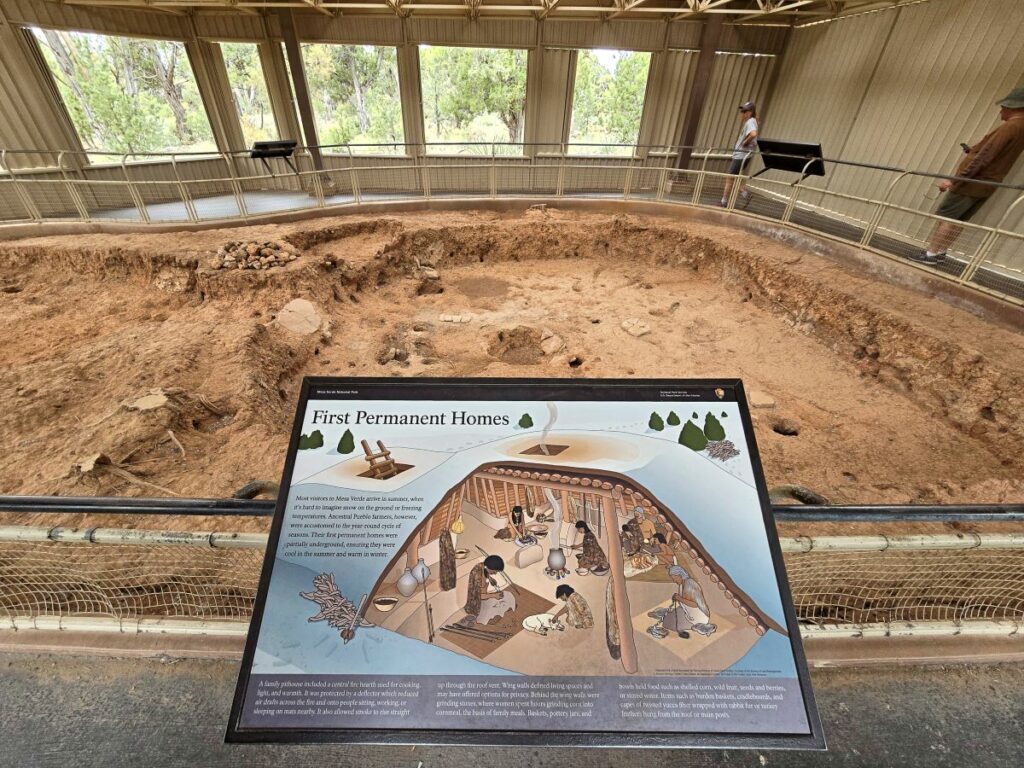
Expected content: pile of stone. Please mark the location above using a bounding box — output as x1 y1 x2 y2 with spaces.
213 240 299 270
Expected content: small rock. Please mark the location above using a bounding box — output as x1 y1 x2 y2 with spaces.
748 390 776 409
393 348 410 362
541 335 565 355
421 267 440 280
128 390 170 412
276 299 322 335
412 322 432 332
621 318 651 337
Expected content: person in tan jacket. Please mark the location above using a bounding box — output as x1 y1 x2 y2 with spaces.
914 86 1024 265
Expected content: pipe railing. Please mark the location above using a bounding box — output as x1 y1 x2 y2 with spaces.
0 143 1022 304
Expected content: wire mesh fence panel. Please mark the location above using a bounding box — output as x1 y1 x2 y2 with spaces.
352 165 421 199
562 163 629 195
696 171 731 207
790 190 876 245
784 547 1024 626
871 204 992 277
180 179 243 220
21 180 84 219
526 160 562 196
0 540 263 621
73 181 143 221
662 169 701 204
627 165 662 199
966 232 1024 302
132 181 193 222
738 178 792 222
0 180 31 222
493 163 534 196
236 174 319 215
425 162 490 197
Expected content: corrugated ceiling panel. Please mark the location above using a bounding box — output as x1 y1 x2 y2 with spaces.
542 19 667 51
638 49 698 149
718 23 788 55
406 18 537 49
295 15 404 45
694 52 775 153
194 13 266 42
4 0 190 39
666 21 704 51
826 0 1024 226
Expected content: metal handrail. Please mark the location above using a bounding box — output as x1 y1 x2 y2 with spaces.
2 143 1022 306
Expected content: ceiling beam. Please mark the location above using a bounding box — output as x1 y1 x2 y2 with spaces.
671 0 736 23
606 0 653 21
302 0 336 16
734 0 816 22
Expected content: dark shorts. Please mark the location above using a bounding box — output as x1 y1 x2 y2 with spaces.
935 191 986 222
727 156 752 175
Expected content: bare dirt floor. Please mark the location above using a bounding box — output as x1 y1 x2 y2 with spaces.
1 207 1023 534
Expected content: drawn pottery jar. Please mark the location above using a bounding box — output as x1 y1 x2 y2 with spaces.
411 557 430 584
397 567 418 597
547 548 567 571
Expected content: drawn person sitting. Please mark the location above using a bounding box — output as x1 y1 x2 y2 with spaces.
645 533 677 568
462 554 517 626
647 565 717 640
569 521 610 575
634 506 657 544
496 505 526 542
551 584 594 630
620 520 643 556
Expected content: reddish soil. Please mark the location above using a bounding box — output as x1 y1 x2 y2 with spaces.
1 208 1022 533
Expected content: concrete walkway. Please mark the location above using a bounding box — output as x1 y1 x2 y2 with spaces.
1 651 1021 767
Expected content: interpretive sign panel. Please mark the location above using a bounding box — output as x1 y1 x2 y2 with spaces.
227 378 824 749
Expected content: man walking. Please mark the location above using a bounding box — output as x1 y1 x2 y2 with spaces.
721 100 759 207
914 86 1024 265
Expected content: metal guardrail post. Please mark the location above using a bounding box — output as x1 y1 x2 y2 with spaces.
57 151 90 221
170 155 199 223
121 155 150 224
692 150 709 205
489 144 497 199
780 158 819 224
1 150 42 221
223 153 249 220
656 163 669 202
346 147 362 204
860 171 910 246
556 145 566 197
959 192 1024 284
623 154 635 200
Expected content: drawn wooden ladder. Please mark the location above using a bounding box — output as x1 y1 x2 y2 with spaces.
361 439 398 479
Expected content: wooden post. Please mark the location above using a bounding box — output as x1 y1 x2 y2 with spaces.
601 488 638 674
485 478 501 518
675 16 723 171
278 9 325 172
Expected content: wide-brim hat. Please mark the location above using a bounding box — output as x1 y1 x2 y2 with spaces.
998 86 1024 109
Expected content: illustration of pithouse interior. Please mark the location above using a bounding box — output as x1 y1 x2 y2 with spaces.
309 427 783 678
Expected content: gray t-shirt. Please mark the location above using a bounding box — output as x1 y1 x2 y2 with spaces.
732 117 758 160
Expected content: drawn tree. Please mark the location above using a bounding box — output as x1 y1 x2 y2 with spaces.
518 413 534 428
680 420 708 451
667 411 681 426
337 429 355 454
704 413 726 442
648 412 664 431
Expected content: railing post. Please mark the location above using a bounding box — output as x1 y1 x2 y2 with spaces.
958 192 1024 284
58 151 90 221
1 150 42 221
170 155 199 223
691 149 709 205
223 153 249 220
780 158 818 224
122 155 150 224
656 162 669 202
623 151 635 200
489 144 497 199
860 171 910 247
556 144 566 198
346 146 362 204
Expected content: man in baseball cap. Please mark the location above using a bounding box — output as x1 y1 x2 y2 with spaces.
721 101 759 207
914 86 1024 266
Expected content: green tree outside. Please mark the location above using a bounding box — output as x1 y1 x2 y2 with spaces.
568 50 651 156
